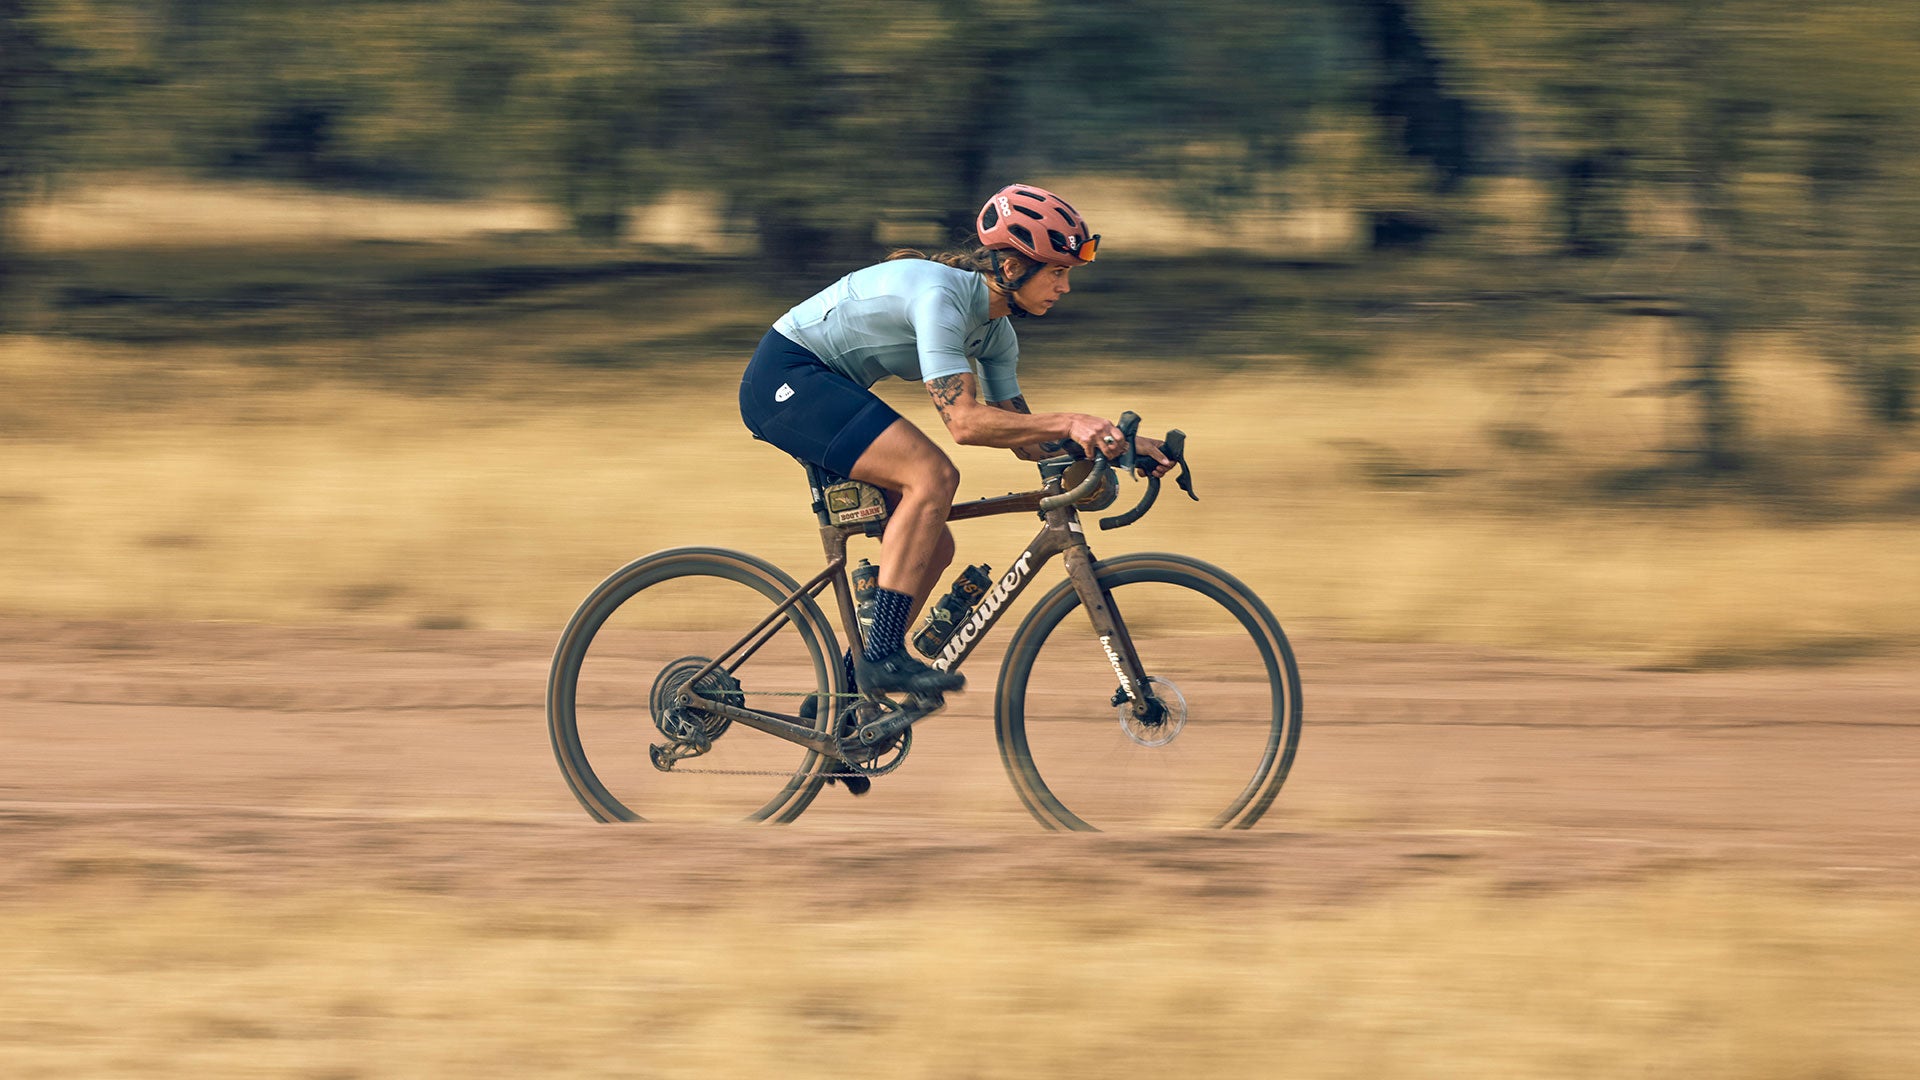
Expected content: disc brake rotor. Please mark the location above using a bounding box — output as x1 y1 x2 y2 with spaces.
1115 677 1187 747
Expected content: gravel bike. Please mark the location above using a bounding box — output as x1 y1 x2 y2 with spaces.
545 413 1302 829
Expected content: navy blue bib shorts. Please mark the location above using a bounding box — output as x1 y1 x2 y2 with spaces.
739 328 902 479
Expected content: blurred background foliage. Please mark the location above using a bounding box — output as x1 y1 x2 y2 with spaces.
3 0 1918 462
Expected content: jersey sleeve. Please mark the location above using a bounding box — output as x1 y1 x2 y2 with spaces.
907 287 976 383
975 318 1022 402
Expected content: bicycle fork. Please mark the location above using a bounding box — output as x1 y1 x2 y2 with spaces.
1061 544 1168 727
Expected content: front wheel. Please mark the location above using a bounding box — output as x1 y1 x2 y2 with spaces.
995 553 1302 830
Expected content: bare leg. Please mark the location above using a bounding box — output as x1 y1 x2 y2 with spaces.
849 418 958 610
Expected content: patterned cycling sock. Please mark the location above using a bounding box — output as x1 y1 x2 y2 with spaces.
862 587 914 663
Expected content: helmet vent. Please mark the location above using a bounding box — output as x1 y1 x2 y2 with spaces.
976 183 1093 267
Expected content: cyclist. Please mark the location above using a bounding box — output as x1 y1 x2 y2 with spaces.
740 183 1172 699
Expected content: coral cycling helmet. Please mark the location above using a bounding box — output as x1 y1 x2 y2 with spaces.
977 184 1099 268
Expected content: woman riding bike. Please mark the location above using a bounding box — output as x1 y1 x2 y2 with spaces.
739 183 1172 699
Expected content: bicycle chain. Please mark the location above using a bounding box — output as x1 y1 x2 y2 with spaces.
664 688 905 778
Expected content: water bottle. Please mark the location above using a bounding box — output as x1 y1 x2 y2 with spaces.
913 564 993 657
850 559 880 640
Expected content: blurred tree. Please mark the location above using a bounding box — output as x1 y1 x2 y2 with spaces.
508 0 690 241
1036 0 1362 223
1355 0 1477 248
140 1 529 191
4 0 1371 272
683 1 887 272
0 0 152 326
1411 0 1689 259
1416 0 1920 473
679 0 1362 272
0 0 64 324
1781 10 1920 429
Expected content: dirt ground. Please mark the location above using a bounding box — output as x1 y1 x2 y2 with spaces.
4 614 1919 910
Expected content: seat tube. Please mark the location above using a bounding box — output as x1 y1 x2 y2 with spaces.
819 526 861 652
1061 544 1154 711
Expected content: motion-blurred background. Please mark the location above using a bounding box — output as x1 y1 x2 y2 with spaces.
5 8 1920 1078
4 0 1919 664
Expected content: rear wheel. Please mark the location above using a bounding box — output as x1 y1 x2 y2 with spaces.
995 553 1301 830
547 547 842 823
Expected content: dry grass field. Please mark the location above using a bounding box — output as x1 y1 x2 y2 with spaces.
4 326 1917 667
4 181 1919 1078
4 877 1918 1080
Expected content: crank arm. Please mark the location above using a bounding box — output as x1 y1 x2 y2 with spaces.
850 692 944 748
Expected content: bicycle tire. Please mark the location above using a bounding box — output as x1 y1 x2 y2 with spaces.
994 553 1302 830
547 547 843 823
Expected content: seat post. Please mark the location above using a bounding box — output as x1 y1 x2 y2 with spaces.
802 462 834 525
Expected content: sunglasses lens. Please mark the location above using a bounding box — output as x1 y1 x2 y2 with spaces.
1079 235 1099 262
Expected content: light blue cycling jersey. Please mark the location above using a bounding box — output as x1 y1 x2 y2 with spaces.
772 259 1022 402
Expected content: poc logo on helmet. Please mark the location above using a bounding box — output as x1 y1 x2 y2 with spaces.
997 196 1012 217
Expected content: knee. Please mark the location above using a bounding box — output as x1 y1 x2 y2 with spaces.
906 456 960 503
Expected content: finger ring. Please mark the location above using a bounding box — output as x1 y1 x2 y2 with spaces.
1103 435 1116 444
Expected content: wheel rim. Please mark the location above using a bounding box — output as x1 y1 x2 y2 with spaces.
999 559 1299 831
552 554 835 823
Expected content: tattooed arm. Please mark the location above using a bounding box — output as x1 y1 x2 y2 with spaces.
925 373 1124 461
987 395 1074 461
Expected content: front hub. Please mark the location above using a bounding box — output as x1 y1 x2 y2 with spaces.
1115 677 1186 747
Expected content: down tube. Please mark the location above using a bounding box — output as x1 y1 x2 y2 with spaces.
929 526 1076 675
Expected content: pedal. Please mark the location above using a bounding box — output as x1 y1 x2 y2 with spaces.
852 692 943 748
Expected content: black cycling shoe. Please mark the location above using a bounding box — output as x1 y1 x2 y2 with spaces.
800 684 872 797
854 647 966 696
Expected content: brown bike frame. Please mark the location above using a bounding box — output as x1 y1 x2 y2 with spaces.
676 457 1159 760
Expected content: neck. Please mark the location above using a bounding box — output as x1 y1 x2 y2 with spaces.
984 273 1018 319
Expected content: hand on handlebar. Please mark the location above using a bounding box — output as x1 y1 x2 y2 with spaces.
1131 434 1175 478
1065 414 1128 462
1038 410 1196 521
1054 419 1173 476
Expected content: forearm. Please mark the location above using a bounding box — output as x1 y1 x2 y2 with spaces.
926 376 1108 459
950 407 1071 449
984 396 1071 460
955 398 1071 452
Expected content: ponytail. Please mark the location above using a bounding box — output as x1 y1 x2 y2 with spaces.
885 244 1036 302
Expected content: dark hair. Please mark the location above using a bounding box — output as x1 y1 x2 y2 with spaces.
886 244 1037 300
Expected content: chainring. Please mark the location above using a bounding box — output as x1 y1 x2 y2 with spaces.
835 698 912 776
650 656 743 746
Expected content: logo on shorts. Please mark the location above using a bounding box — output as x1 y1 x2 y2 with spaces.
774 383 794 403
